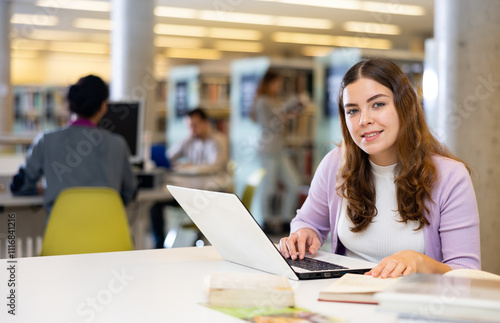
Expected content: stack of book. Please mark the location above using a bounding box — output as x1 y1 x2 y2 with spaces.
375 271 500 322
206 272 295 308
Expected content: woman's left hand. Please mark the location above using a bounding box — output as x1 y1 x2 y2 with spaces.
365 250 421 278
365 250 452 278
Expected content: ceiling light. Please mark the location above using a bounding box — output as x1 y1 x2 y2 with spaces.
273 32 392 50
28 30 87 42
11 39 48 51
154 36 202 48
48 42 109 54
273 32 334 46
11 14 58 26
200 10 274 25
155 24 207 37
154 6 197 18
73 18 112 31
343 21 401 35
302 46 333 57
256 0 425 16
362 2 425 16
267 0 360 10
208 28 261 40
166 48 221 60
36 0 111 12
214 41 263 53
275 16 333 29
11 49 39 58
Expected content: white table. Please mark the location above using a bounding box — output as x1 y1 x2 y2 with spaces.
0 246 398 323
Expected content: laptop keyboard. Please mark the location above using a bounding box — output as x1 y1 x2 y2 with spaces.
286 257 348 271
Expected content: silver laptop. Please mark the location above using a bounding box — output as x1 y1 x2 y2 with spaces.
167 185 374 280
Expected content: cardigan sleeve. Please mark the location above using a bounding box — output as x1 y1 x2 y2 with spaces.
290 148 340 245
433 158 481 270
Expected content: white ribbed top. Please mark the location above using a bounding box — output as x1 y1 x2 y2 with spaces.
337 160 425 263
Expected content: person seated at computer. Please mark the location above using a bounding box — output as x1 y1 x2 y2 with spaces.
168 107 229 174
10 75 137 213
278 58 480 278
150 107 229 248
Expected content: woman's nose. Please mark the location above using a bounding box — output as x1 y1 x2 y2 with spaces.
359 111 373 126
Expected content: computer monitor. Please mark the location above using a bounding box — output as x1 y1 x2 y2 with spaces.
98 100 144 164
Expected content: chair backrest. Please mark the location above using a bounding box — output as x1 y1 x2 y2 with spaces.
40 187 134 256
241 169 266 210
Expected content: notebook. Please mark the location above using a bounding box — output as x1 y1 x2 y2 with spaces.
167 185 374 280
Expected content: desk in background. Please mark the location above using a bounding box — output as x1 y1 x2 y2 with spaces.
0 171 233 257
0 246 399 323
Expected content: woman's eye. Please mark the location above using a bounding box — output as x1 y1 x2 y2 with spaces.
373 102 386 108
346 108 359 116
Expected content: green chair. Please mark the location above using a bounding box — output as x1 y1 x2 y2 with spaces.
241 168 266 210
40 187 134 256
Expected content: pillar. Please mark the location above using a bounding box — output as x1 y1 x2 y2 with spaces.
110 0 156 144
435 0 500 274
0 0 13 138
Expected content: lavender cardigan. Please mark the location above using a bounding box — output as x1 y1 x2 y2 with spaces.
290 148 481 270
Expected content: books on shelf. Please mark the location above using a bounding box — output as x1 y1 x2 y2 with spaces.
318 273 402 305
375 271 500 322
206 272 295 309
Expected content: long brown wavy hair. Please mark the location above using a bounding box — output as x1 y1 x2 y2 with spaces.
337 58 468 233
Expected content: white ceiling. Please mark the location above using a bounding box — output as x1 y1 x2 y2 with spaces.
8 0 435 64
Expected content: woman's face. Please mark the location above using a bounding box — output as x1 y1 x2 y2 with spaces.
268 78 282 96
343 77 400 166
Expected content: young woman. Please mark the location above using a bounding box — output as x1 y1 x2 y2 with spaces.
279 59 480 278
11 75 137 213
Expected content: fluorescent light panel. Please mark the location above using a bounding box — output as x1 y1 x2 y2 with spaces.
214 40 263 53
73 18 112 31
154 6 197 18
166 48 221 60
154 36 202 48
36 0 111 12
199 10 274 25
273 32 392 50
11 49 39 58
28 30 88 42
208 28 261 40
48 41 109 54
12 39 48 50
154 6 332 30
343 21 401 35
155 24 207 37
11 14 58 26
256 0 425 16
275 16 333 29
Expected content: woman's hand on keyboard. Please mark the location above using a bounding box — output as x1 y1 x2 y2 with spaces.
279 228 321 260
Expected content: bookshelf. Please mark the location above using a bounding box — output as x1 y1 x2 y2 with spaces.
12 85 68 135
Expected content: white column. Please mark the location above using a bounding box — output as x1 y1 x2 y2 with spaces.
0 0 13 137
110 0 156 137
435 0 500 274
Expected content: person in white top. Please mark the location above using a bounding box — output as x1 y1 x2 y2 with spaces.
150 108 229 248
168 108 229 174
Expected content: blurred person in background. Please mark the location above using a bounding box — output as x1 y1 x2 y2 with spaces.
11 75 137 214
150 107 229 248
251 69 306 234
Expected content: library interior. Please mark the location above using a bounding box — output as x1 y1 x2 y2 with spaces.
1 0 500 322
